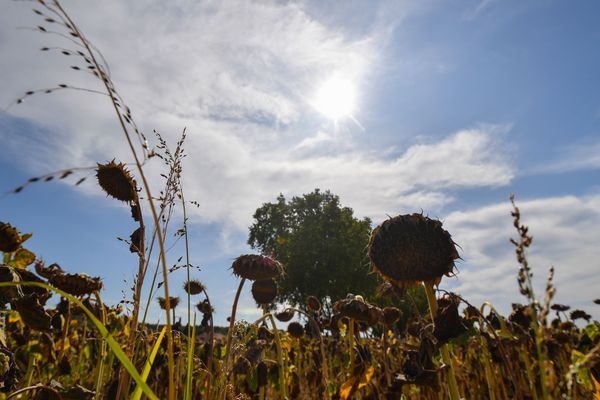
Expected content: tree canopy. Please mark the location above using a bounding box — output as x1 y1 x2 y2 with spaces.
247 189 380 313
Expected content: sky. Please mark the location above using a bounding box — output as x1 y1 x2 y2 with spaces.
1 0 599 326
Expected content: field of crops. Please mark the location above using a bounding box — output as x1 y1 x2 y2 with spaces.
1 1 599 399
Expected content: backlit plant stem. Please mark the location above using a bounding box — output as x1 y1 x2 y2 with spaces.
224 278 246 380
423 282 460 400
267 312 287 400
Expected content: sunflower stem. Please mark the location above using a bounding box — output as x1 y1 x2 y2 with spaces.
223 277 246 398
424 282 460 400
267 311 287 399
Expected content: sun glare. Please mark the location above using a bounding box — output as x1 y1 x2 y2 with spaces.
312 75 357 121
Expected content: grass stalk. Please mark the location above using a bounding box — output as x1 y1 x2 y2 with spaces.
51 3 176 398
185 313 197 400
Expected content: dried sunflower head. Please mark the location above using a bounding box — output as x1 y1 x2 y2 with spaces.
184 279 205 295
433 293 467 344
233 356 251 375
231 254 284 281
196 299 213 315
275 308 295 322
49 272 103 297
12 293 52 331
96 160 137 202
333 295 382 325
383 307 402 326
369 213 459 287
158 296 180 310
251 278 277 305
306 296 321 312
0 222 21 253
287 322 304 339
0 265 23 305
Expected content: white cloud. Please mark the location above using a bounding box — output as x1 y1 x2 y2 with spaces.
0 1 515 235
444 194 600 318
532 140 600 174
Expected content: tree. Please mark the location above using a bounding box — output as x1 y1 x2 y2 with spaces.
248 189 380 314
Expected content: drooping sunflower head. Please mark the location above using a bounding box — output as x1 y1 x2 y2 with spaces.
251 278 278 305
231 254 284 281
158 296 180 310
96 160 137 202
0 222 22 253
183 279 205 295
368 213 459 287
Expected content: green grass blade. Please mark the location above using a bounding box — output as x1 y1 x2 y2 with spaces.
131 325 167 400
185 313 197 400
0 281 159 400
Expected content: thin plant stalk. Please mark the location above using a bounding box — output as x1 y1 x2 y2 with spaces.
423 282 460 400
290 308 330 397
223 278 246 385
266 313 287 399
185 313 197 400
348 318 355 373
51 3 176 398
93 291 108 400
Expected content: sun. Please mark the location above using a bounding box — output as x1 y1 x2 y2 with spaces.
312 75 357 121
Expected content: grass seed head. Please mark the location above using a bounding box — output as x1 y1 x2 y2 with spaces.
231 254 284 281
0 222 22 253
96 160 137 202
368 213 459 286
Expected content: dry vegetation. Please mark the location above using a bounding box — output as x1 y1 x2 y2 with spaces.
1 1 599 399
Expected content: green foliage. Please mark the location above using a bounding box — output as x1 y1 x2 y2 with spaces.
248 189 379 311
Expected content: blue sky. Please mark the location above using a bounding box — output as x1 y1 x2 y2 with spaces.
1 0 599 325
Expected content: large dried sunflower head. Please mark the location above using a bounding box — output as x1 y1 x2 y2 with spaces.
96 160 137 202
0 222 22 253
251 278 277 305
287 322 304 339
49 272 103 297
368 213 459 286
231 254 284 281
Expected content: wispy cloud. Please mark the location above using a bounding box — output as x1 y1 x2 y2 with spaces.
464 0 497 21
0 1 515 235
445 194 600 317
531 139 600 174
